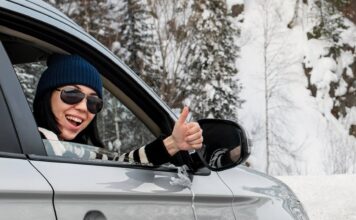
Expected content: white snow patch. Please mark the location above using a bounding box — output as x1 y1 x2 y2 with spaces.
277 175 356 220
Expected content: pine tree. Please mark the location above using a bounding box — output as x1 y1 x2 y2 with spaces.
47 0 116 47
112 0 159 84
186 0 242 120
14 63 46 110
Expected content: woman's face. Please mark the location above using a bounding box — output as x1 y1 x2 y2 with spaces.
51 85 97 141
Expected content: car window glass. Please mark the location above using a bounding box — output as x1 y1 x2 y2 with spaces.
14 62 46 111
13 61 156 163
0 88 22 154
96 90 156 155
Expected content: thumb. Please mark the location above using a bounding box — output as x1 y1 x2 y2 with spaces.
177 106 189 125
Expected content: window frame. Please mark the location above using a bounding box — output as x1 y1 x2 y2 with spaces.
0 40 45 157
0 86 21 155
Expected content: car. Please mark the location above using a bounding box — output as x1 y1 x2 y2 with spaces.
0 0 309 219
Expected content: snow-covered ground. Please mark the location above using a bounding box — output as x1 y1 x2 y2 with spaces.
277 175 356 220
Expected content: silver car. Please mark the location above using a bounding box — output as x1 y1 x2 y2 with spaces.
0 0 308 219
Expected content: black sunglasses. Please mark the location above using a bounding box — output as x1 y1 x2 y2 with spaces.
55 87 103 114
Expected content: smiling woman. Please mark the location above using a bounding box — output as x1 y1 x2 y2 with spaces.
33 54 104 146
50 85 99 141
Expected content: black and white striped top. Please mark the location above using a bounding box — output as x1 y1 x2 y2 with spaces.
38 127 171 165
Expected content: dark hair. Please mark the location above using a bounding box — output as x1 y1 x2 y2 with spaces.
33 90 104 148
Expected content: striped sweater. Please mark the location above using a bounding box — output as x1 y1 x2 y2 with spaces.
38 127 171 165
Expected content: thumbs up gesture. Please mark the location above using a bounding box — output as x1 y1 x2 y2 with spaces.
163 106 203 156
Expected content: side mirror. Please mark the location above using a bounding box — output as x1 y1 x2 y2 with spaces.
196 119 251 171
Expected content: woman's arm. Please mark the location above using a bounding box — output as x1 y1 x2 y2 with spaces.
117 107 203 165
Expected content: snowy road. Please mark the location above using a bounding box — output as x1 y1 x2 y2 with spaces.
277 175 356 220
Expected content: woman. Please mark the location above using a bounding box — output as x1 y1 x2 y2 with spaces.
33 54 203 165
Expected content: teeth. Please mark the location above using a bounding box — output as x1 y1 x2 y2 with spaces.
66 115 83 124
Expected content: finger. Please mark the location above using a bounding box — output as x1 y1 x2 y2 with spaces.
190 143 203 150
185 130 203 142
187 122 200 129
177 106 189 125
187 123 201 134
187 141 203 148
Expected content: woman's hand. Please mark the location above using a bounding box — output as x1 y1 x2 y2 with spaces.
164 106 203 156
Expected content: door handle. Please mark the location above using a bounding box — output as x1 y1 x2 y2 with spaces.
84 210 107 220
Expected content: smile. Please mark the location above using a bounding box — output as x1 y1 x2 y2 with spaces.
66 115 83 126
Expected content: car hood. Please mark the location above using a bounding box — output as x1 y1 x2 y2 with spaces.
217 166 309 220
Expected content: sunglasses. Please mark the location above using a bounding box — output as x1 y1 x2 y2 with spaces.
55 87 103 114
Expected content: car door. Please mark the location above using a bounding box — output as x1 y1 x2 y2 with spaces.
191 172 236 220
31 158 195 220
23 73 195 219
0 41 56 220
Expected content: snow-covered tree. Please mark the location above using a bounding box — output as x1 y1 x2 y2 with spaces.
250 0 306 175
112 0 158 81
14 63 46 110
96 90 155 153
48 0 116 46
146 0 196 108
186 0 243 120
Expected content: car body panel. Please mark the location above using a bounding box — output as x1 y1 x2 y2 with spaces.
31 160 195 220
0 157 55 220
217 166 308 220
191 172 235 219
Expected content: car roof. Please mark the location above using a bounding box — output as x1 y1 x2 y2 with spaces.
3 0 80 31
0 0 117 62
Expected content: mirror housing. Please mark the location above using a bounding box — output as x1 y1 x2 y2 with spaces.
196 119 251 171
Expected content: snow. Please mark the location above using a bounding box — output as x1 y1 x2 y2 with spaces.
277 175 356 220
234 0 356 175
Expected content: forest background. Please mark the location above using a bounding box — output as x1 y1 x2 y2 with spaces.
41 0 356 176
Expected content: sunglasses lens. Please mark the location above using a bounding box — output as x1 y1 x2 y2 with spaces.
87 96 103 114
60 89 85 104
59 88 103 114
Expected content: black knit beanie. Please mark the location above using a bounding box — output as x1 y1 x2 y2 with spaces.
35 54 103 101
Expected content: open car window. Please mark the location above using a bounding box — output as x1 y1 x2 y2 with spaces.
2 31 158 164
14 61 156 157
